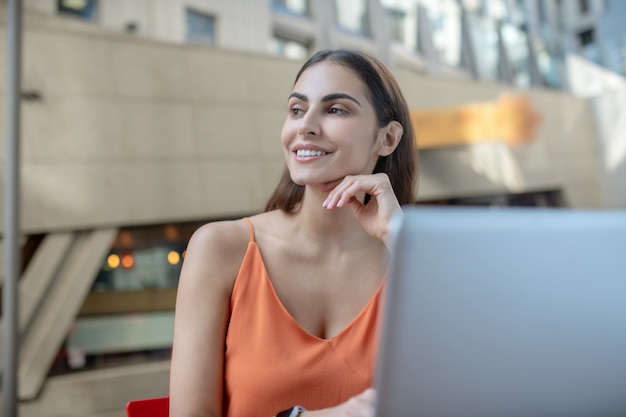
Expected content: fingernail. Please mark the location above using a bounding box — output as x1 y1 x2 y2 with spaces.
322 198 328 208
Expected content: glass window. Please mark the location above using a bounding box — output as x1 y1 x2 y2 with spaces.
381 0 420 50
578 28 595 46
334 0 370 36
387 7 407 44
272 0 310 16
579 0 590 14
555 0 565 31
467 13 499 80
500 22 532 87
186 9 216 46
425 0 463 68
603 37 626 76
533 37 563 89
537 0 548 23
57 0 97 20
270 36 310 60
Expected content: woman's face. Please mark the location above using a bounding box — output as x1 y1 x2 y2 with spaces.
281 61 387 191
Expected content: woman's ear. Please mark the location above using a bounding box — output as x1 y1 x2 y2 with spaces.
377 121 403 156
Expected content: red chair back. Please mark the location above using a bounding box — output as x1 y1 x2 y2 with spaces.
126 396 169 417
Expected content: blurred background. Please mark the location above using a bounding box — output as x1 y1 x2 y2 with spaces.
0 0 624 415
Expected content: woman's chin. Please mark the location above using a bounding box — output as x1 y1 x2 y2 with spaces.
291 176 343 192
318 179 343 192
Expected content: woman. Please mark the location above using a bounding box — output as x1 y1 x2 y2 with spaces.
170 49 417 417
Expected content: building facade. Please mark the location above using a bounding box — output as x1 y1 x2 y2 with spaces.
0 1 624 416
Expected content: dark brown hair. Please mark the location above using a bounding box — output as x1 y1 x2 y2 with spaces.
265 49 418 212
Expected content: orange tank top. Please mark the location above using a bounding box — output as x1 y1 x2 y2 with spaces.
223 218 382 417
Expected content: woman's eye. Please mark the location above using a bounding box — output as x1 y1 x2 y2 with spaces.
289 108 304 116
329 107 347 114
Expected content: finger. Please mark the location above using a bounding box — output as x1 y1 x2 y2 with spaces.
323 176 358 209
336 181 369 208
322 178 347 209
345 195 365 214
328 176 380 209
323 174 393 210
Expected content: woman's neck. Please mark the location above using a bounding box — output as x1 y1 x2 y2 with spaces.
290 187 374 249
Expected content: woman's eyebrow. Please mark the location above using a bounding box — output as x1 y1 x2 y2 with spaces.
322 93 361 107
288 92 307 102
288 92 361 107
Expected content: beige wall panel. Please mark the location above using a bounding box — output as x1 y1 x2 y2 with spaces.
99 0 153 39
510 144 563 187
560 180 604 208
185 0 271 52
417 142 560 201
143 2 182 43
198 159 283 216
120 161 207 225
110 41 190 99
191 105 259 157
184 49 251 103
244 55 299 107
119 101 195 159
591 88 626 209
334 32 379 56
22 163 129 232
548 97 603 207
22 98 124 160
23 31 114 98
251 107 288 158
559 157 603 182
554 97 598 151
397 70 504 109
24 0 55 15
397 66 604 207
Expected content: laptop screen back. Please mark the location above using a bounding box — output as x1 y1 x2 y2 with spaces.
375 207 626 417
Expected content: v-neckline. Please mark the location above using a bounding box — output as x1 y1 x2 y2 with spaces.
250 241 384 343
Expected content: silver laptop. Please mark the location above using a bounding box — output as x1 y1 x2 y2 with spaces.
375 207 626 417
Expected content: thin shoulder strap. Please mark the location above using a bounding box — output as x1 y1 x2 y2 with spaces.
243 217 255 242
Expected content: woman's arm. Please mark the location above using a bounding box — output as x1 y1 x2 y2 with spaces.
169 221 249 417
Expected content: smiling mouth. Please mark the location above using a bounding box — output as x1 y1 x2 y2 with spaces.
295 149 328 157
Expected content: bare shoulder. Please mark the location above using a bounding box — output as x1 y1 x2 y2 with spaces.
180 218 253 293
246 210 292 238
188 218 251 257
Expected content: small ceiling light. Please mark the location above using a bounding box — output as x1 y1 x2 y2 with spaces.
167 251 181 265
107 254 120 269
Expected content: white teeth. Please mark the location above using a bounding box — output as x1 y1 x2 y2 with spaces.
296 149 327 157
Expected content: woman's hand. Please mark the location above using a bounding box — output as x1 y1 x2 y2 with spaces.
300 388 377 417
322 173 401 249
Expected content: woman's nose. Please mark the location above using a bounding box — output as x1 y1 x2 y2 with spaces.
297 111 321 137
